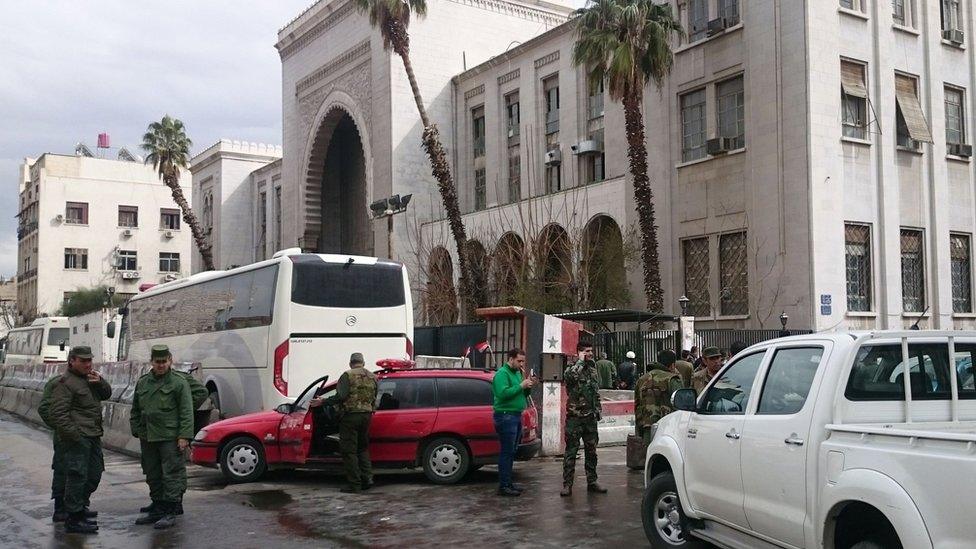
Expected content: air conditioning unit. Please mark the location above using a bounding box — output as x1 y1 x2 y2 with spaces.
544 148 562 166
707 17 727 36
943 29 965 44
707 137 735 155
54 214 64 223
164 230 174 239
120 271 141 280
949 143 973 157
162 273 178 282
121 229 133 237
573 139 604 156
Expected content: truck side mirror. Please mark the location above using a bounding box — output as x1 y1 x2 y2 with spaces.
672 388 698 412
106 321 116 339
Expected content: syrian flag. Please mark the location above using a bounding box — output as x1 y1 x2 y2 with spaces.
463 342 491 357
543 314 580 354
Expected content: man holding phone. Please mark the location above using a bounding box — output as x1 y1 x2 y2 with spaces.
561 343 606 496
492 348 535 497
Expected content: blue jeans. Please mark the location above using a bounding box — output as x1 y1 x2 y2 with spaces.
493 412 522 489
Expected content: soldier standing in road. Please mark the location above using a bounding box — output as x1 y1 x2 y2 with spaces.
38 370 69 522
634 351 684 446
561 343 607 497
316 352 378 494
131 345 194 529
691 346 725 394
595 352 618 390
47 346 112 534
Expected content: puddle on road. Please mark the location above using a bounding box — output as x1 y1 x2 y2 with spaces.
243 490 293 511
240 490 372 547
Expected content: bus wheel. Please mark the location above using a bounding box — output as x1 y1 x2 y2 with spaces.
209 389 224 419
219 437 266 483
422 437 469 485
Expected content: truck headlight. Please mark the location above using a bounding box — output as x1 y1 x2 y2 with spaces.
193 429 209 442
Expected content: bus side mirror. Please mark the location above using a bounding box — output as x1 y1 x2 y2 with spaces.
672 388 698 412
106 321 116 339
59 340 66 352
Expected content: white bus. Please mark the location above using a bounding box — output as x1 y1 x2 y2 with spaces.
121 250 414 417
3 317 71 366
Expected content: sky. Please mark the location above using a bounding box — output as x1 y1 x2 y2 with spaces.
0 0 587 279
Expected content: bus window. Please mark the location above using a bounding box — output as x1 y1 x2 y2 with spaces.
291 258 405 308
47 327 70 347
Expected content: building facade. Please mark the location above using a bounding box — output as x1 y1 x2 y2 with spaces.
15 154 192 320
188 140 283 271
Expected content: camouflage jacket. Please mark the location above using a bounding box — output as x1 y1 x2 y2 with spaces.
564 359 602 420
634 364 684 428
691 368 716 394
327 367 378 413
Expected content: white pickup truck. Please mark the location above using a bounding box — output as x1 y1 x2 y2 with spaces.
642 331 976 549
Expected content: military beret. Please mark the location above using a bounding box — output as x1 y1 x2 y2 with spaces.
151 345 171 360
350 352 365 365
702 346 722 358
69 346 93 360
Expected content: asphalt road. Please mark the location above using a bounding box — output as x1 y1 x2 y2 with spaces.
0 412 651 548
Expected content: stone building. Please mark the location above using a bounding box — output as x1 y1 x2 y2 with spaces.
15 153 192 320
204 0 976 331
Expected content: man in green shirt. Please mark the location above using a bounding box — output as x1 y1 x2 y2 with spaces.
492 348 535 497
595 352 618 389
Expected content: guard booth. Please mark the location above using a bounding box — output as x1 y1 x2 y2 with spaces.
475 307 584 456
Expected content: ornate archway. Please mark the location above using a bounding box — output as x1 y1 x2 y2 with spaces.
491 232 525 306
425 246 458 325
581 215 627 309
536 223 573 313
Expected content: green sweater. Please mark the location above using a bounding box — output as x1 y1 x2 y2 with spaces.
492 363 531 413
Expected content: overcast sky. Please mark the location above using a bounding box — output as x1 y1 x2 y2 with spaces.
0 0 586 279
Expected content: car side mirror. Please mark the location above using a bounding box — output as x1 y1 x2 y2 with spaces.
275 403 292 414
672 388 698 412
59 340 66 351
106 321 116 339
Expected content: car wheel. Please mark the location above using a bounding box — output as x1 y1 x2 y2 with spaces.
642 472 704 548
219 436 266 483
422 437 470 485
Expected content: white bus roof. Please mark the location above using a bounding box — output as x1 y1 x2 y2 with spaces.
129 252 403 301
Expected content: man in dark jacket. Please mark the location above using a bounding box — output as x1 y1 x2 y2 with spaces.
47 346 112 534
617 351 637 389
38 370 68 522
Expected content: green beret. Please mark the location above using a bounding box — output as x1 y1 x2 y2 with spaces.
69 346 94 359
151 345 171 360
702 346 722 358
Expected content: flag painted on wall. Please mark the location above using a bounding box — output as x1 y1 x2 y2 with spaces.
542 315 580 355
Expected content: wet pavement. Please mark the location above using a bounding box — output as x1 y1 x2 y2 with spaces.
0 412 652 548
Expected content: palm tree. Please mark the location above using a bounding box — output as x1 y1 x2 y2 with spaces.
573 0 682 312
141 115 215 271
356 0 472 321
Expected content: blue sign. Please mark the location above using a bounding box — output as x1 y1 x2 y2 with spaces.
821 305 832 316
820 294 832 306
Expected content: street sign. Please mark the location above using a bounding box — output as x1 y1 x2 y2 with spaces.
821 305 832 316
820 294 832 306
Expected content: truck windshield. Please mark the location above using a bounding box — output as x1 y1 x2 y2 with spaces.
291 258 405 308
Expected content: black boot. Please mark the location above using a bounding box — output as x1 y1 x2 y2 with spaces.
153 503 177 530
52 498 68 523
139 501 157 514
65 513 98 534
82 507 98 519
176 501 184 515
135 503 166 525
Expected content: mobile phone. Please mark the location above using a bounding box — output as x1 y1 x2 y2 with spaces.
530 368 536 378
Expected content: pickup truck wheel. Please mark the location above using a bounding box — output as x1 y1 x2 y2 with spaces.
642 472 704 548
422 437 470 485
219 436 266 483
850 541 886 549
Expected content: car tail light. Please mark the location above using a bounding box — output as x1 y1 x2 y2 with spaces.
273 340 289 396
406 337 414 359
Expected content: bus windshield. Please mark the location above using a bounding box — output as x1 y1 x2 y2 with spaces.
291 258 405 308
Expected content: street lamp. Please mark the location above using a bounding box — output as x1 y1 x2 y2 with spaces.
678 295 690 316
370 194 412 259
779 311 789 337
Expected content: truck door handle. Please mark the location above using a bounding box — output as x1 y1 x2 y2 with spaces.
784 436 805 446
725 430 740 440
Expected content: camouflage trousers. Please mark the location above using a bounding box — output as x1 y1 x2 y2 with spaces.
563 417 599 486
140 439 187 504
339 412 373 487
62 436 104 513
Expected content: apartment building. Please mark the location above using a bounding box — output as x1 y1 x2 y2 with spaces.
15 153 192 320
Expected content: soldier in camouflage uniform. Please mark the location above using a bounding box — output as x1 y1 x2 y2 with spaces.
634 350 685 446
131 345 194 530
47 346 112 534
561 343 607 496
691 346 725 393
319 352 378 493
38 371 68 522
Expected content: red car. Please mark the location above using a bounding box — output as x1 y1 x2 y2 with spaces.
190 364 541 484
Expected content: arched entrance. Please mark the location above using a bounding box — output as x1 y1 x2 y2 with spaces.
464 239 491 309
303 107 371 255
581 215 628 309
536 224 573 313
491 232 525 306
425 246 458 325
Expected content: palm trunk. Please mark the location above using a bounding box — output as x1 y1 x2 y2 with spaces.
164 171 215 271
622 92 663 312
390 24 471 322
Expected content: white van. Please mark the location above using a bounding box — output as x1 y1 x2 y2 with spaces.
3 317 70 366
